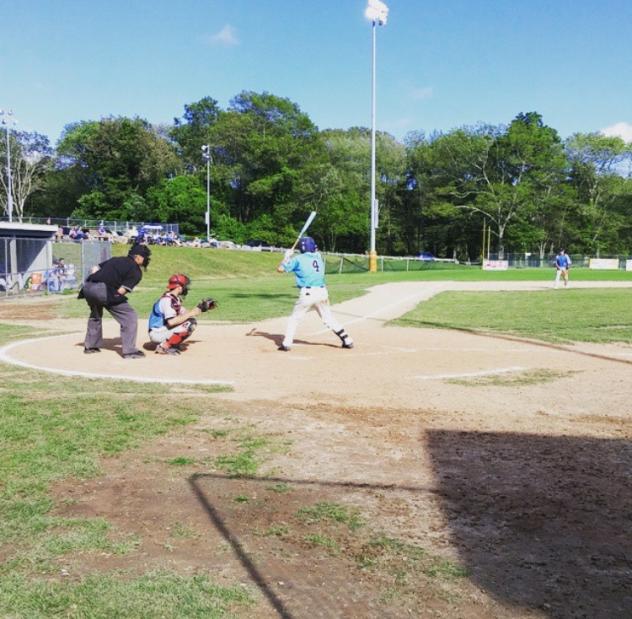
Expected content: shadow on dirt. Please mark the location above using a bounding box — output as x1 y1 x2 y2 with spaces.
189 430 631 618
246 329 339 349
74 337 121 354
426 430 632 618
188 473 440 619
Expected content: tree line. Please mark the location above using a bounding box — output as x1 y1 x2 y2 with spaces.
2 92 631 260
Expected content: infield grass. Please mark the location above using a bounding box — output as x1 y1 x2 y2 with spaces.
394 288 632 343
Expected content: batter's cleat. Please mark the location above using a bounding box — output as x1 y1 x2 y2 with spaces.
83 347 101 354
123 350 146 359
342 341 354 349
155 345 180 355
278 345 291 351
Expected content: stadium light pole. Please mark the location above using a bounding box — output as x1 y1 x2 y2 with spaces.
201 144 211 243
0 109 15 223
364 0 389 273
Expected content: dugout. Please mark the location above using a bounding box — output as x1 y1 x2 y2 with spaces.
0 222 58 294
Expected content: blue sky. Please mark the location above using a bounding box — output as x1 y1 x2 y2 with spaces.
1 0 631 145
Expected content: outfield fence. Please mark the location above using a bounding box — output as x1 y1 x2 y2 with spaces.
322 253 458 274
486 254 632 269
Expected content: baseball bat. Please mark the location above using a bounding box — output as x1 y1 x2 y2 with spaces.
290 211 317 251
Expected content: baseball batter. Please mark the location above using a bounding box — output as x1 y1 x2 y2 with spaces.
148 274 216 355
277 236 354 351
554 249 572 288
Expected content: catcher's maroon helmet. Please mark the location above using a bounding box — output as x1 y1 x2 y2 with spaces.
167 274 190 295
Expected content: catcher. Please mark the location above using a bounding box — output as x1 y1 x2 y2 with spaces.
148 273 216 355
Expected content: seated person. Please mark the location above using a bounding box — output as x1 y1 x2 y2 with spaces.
147 274 216 355
47 259 66 293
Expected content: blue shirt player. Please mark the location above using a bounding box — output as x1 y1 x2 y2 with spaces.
554 249 572 288
276 236 354 352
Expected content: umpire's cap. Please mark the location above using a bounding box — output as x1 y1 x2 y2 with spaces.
128 243 151 268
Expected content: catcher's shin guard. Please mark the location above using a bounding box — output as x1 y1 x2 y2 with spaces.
334 328 354 349
166 330 188 348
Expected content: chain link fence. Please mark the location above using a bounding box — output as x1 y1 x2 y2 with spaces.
0 239 111 297
322 253 459 274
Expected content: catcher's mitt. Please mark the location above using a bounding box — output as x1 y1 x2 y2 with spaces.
197 297 217 312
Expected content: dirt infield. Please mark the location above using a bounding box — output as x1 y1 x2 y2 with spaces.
4 281 632 617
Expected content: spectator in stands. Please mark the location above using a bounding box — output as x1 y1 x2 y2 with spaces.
47 258 66 293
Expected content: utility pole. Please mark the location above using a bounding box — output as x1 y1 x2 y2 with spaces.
364 1 389 272
201 144 211 242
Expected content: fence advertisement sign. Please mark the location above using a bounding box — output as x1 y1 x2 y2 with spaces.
589 258 619 270
483 260 509 271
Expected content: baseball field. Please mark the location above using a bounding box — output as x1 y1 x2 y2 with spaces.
0 246 630 618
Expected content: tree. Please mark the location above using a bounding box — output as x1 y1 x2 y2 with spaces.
566 132 632 254
171 97 221 169
55 116 180 219
0 131 53 221
145 175 207 235
206 91 328 245
417 114 567 258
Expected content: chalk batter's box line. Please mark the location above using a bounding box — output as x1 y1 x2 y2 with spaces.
0 334 235 386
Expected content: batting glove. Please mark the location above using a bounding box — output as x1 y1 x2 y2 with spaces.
283 249 293 261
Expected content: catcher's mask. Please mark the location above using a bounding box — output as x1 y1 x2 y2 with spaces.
168 273 190 296
128 244 151 269
298 236 317 253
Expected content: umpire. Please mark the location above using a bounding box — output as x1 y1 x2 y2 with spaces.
80 244 151 359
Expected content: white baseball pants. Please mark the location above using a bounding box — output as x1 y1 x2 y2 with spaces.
282 287 347 348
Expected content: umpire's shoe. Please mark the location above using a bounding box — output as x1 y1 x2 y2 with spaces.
83 347 101 354
123 350 146 359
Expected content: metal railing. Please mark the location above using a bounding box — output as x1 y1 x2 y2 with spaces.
0 216 180 235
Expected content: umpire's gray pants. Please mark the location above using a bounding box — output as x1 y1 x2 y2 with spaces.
82 281 139 355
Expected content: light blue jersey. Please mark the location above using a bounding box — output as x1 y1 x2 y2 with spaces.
283 252 326 288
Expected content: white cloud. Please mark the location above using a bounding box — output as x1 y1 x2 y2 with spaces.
601 121 632 143
411 86 433 101
208 24 239 47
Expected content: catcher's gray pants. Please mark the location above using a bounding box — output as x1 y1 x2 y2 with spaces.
82 281 139 355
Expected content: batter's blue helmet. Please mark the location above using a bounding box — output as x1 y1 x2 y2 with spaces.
298 236 317 253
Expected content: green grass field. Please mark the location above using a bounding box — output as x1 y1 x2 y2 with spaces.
53 245 632 328
394 288 632 343
2 246 632 614
0 324 252 616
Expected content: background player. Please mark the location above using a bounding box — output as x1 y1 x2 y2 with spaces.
554 249 572 288
276 236 353 352
148 274 216 355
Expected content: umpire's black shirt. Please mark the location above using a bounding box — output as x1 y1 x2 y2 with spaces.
87 256 143 305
